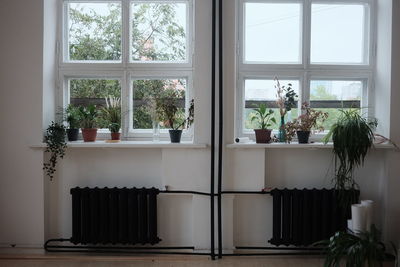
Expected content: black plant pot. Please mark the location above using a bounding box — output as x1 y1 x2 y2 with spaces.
169 129 182 143
67 128 79 141
296 130 311 144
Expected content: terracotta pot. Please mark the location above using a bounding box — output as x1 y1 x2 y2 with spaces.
81 128 97 142
254 129 272 143
169 129 182 143
111 132 121 140
296 130 311 144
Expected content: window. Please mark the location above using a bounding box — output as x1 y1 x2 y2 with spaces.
237 0 374 139
244 2 302 63
66 2 122 62
68 78 122 130
60 0 194 140
243 79 299 131
310 79 364 130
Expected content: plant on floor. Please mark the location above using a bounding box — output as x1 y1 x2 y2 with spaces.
322 109 377 191
64 104 81 141
78 105 99 142
101 96 121 140
316 224 396 267
285 102 328 143
43 121 67 180
275 77 298 142
250 103 276 143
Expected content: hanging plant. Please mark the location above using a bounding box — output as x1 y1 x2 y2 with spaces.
323 109 377 191
43 121 67 180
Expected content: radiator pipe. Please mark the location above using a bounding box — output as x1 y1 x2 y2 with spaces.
235 246 323 251
210 0 217 260
217 0 223 259
159 190 212 196
221 191 271 195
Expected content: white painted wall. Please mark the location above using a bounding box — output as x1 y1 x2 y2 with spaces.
0 0 45 247
0 0 399 250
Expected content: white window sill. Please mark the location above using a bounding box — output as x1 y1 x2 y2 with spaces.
226 142 395 150
31 141 207 149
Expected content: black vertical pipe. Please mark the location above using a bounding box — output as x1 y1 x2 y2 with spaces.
217 0 223 259
210 0 217 260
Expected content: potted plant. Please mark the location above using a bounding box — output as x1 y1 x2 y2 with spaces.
285 102 328 144
43 121 67 180
322 109 377 191
157 89 194 143
250 103 276 143
65 104 80 141
101 96 121 141
78 105 98 142
315 225 397 267
275 77 298 142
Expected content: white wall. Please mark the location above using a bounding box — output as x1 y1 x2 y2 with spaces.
0 0 399 250
0 0 45 246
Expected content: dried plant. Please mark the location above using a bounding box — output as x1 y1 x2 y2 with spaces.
156 89 194 130
284 102 328 143
275 77 298 117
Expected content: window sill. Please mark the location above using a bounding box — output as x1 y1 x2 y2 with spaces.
31 141 208 149
226 142 395 150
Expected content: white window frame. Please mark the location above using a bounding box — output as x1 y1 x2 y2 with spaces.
236 0 376 140
58 0 195 140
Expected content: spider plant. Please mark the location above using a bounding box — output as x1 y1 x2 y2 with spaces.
315 225 395 267
323 109 377 191
101 96 121 133
250 103 276 129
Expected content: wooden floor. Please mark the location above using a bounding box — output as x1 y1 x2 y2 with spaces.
0 248 325 267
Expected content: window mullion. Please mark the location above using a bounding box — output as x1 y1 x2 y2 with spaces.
122 0 130 67
121 70 130 137
303 0 312 70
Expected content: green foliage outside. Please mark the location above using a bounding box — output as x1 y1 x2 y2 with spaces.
67 3 187 130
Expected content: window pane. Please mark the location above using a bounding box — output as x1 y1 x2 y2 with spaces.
69 78 121 128
311 4 367 64
132 79 187 129
67 2 122 61
244 79 299 130
310 80 362 130
244 3 301 63
131 2 187 62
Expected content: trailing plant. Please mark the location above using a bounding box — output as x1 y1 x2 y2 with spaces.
275 77 298 118
78 105 99 129
43 122 67 180
65 104 81 129
157 89 194 130
285 102 329 143
315 225 394 267
101 96 121 133
322 109 377 190
250 103 276 129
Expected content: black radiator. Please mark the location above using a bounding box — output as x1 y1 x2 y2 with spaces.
269 188 359 246
70 187 161 245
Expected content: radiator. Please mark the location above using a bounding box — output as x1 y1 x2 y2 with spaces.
269 188 359 246
70 187 161 245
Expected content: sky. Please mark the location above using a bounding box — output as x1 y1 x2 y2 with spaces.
244 3 366 64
